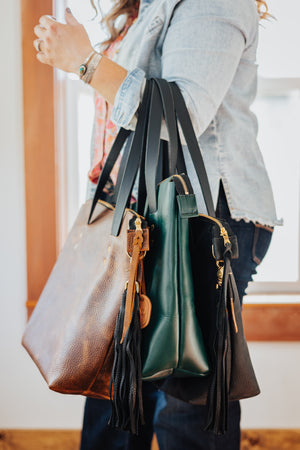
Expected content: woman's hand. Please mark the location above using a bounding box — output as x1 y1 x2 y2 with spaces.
33 8 93 74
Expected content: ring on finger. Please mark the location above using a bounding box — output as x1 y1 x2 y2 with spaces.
34 24 46 37
34 39 43 52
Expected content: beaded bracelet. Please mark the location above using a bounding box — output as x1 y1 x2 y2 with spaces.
79 51 103 84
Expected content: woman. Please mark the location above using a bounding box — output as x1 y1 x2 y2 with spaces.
33 1 281 448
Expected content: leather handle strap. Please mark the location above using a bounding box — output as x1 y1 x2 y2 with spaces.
88 127 131 224
145 80 164 213
111 80 152 236
88 79 151 230
153 78 187 175
112 132 134 204
169 82 216 217
153 79 178 176
88 78 216 230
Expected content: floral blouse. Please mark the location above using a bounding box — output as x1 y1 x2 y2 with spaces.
88 14 138 192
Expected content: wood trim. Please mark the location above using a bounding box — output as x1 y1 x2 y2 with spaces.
0 429 299 449
21 0 57 320
243 303 300 341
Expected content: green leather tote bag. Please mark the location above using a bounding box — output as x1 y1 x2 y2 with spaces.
140 79 260 435
142 174 210 380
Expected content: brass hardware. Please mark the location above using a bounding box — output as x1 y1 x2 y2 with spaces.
135 217 142 231
220 227 230 245
97 199 145 219
212 244 216 260
172 174 189 195
216 260 224 289
124 280 140 294
135 281 140 294
199 213 231 251
139 251 147 260
97 199 115 211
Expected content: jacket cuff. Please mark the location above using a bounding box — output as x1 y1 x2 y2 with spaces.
111 68 146 129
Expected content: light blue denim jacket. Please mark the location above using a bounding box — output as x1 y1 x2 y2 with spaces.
87 0 282 227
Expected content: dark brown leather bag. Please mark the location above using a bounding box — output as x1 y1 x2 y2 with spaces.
21 83 153 406
21 199 148 400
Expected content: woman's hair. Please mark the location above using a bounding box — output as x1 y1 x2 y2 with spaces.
256 0 269 20
92 0 270 46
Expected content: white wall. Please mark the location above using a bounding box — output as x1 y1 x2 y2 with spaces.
0 0 299 431
242 343 300 429
0 0 84 429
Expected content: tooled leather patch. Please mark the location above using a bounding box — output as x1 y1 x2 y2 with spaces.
127 228 150 253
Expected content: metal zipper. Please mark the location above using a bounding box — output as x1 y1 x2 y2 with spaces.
198 214 231 246
171 175 231 248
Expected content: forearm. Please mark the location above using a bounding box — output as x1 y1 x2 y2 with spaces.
33 10 127 106
89 55 128 105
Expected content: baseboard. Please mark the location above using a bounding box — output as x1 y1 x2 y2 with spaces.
0 429 299 449
241 429 300 450
0 430 81 450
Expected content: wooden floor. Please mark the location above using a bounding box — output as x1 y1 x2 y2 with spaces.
0 429 299 449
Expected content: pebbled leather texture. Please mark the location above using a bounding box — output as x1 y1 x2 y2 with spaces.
22 200 134 400
142 177 210 380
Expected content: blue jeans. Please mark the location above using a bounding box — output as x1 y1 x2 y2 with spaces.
80 182 273 450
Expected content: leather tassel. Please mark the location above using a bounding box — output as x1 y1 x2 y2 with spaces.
205 251 231 435
109 285 144 435
109 216 149 434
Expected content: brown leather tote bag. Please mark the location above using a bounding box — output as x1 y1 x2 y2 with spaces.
21 82 153 404
21 199 149 400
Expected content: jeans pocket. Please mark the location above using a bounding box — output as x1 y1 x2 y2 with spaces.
252 224 274 265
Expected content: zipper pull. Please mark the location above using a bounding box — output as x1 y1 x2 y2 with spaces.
220 227 230 246
216 260 224 289
135 217 142 231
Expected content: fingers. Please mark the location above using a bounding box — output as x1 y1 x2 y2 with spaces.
36 52 49 65
33 15 57 65
33 38 50 65
65 7 79 26
34 24 47 39
39 14 56 29
33 39 44 53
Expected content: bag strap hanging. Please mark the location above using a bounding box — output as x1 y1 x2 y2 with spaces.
144 78 215 217
87 127 131 224
169 82 216 217
152 79 187 175
111 79 178 234
88 79 152 227
89 78 216 231
110 80 153 236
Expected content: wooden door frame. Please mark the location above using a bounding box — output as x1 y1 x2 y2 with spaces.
21 1 300 340
22 0 58 318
